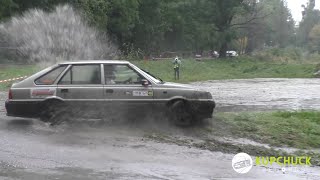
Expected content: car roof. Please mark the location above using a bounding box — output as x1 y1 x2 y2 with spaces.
58 60 130 65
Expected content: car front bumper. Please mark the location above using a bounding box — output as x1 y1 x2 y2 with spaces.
189 99 216 119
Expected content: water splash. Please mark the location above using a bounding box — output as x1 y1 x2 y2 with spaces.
0 5 118 65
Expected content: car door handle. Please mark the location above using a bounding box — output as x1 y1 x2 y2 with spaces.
106 89 114 93
61 89 69 93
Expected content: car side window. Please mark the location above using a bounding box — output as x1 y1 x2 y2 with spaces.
104 64 143 85
35 65 67 85
59 64 101 85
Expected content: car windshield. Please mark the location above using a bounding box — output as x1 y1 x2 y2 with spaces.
141 69 164 84
130 64 163 84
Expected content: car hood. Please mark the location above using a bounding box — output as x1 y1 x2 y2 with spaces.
160 82 197 89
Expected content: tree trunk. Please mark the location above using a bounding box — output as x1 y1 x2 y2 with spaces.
219 42 228 58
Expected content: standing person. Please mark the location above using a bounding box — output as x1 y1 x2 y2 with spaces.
173 56 181 80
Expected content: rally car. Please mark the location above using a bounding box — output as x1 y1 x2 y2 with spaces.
5 60 215 125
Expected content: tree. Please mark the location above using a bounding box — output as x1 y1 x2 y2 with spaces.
308 24 320 53
243 0 295 52
0 0 18 21
71 0 109 30
0 0 299 58
159 0 217 54
106 0 140 53
297 9 320 48
131 0 167 55
198 0 260 57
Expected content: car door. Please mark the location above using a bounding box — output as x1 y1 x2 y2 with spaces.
103 64 154 115
56 64 104 117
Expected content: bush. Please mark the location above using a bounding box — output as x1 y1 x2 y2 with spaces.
252 47 304 62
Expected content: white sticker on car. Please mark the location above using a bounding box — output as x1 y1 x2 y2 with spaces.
133 91 153 96
31 88 56 98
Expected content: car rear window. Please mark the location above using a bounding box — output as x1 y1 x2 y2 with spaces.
35 65 67 85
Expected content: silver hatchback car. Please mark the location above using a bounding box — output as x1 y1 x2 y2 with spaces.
5 60 215 125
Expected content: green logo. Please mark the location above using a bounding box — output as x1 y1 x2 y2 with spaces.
256 156 312 166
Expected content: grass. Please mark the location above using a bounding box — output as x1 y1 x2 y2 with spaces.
0 57 317 90
0 65 39 91
133 57 316 83
213 111 320 149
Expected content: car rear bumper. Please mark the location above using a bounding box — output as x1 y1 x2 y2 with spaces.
5 100 41 118
190 100 216 119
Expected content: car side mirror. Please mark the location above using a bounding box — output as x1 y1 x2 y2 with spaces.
141 79 149 86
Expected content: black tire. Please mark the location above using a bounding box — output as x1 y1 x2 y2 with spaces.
169 100 194 126
40 100 68 125
40 101 58 122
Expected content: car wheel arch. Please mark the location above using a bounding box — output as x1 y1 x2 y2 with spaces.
43 96 64 102
40 98 65 110
166 97 188 107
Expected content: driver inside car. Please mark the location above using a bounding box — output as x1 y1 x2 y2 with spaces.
105 65 116 85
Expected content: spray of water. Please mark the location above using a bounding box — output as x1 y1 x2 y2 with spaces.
0 5 177 128
0 5 118 65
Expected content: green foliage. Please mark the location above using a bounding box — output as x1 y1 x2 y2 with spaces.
252 48 302 61
308 24 320 53
131 0 166 54
0 0 18 21
71 0 109 29
0 0 261 57
106 0 140 46
199 0 254 57
0 0 315 58
0 0 70 22
297 9 320 49
260 0 295 48
121 43 144 61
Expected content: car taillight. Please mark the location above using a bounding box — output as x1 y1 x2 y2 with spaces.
8 89 13 99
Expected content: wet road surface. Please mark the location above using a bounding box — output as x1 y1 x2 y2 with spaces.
1 78 320 179
1 118 319 180
192 78 320 112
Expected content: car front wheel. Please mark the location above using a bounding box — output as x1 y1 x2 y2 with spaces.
169 100 194 126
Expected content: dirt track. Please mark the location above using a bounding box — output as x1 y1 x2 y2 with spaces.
1 78 320 179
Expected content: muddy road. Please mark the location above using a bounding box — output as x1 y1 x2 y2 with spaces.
1 78 320 179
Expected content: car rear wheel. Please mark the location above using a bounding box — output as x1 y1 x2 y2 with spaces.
40 100 69 125
169 100 194 126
